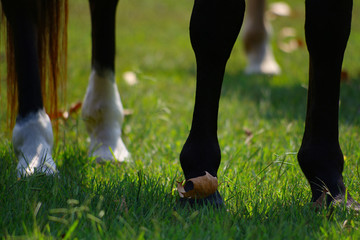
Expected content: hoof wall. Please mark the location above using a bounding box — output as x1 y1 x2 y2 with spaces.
178 190 224 209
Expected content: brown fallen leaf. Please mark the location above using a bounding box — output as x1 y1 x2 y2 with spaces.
296 39 305 48
49 101 82 120
50 101 133 120
69 101 82 114
243 128 253 137
177 171 218 199
341 70 350 83
49 111 67 120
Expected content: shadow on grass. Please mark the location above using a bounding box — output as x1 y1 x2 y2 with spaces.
221 71 360 125
221 71 307 121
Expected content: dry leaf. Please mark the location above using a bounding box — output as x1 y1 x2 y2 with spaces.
49 111 67 120
69 101 82 114
49 101 82 120
296 39 305 48
177 171 218 199
341 70 350 83
243 128 253 137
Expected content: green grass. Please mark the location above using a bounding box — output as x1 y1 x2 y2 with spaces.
1 0 360 239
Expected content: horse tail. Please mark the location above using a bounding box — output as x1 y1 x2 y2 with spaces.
1 0 68 129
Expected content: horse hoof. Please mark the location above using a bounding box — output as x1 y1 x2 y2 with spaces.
92 138 130 163
178 190 224 208
245 56 281 75
12 110 57 177
244 42 281 76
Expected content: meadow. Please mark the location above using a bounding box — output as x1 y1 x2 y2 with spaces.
1 0 360 238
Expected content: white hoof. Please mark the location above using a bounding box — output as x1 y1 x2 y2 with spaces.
12 110 57 177
244 43 281 75
82 69 130 162
242 19 281 75
90 134 130 163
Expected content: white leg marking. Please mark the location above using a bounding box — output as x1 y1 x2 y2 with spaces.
12 110 57 177
244 39 281 75
242 6 281 75
82 69 130 162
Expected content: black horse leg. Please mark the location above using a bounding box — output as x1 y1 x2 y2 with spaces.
298 0 357 207
2 0 56 176
82 0 130 162
2 0 43 118
88 0 118 72
180 0 245 203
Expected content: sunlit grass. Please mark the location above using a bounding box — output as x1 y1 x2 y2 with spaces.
1 0 360 239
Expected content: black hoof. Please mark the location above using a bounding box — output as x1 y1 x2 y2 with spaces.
178 190 224 208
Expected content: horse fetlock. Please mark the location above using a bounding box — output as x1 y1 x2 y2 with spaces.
297 144 346 203
12 109 57 177
82 69 129 162
82 70 124 123
180 135 221 180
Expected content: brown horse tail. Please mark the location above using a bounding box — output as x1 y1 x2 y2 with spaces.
1 0 68 129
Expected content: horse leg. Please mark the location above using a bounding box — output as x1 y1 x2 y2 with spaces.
298 0 358 208
82 0 130 162
1 0 57 176
242 0 280 75
180 0 245 205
